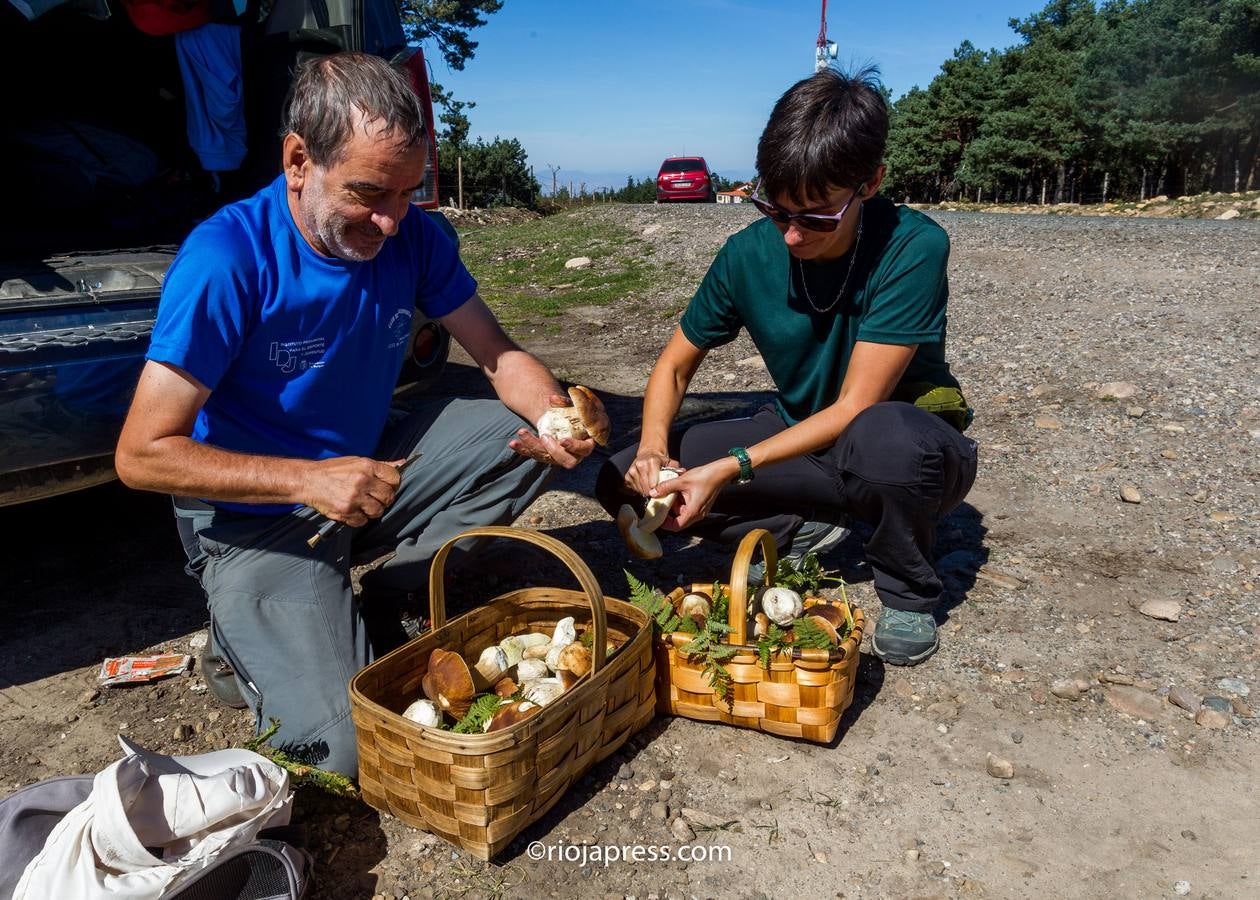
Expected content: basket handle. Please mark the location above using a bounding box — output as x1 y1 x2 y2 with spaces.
427 526 608 674
726 528 778 646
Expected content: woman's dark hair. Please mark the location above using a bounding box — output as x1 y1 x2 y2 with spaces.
755 66 888 205
282 52 427 167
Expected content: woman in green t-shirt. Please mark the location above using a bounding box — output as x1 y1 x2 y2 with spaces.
596 67 977 667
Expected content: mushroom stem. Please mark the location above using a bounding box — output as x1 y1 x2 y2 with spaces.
617 467 681 559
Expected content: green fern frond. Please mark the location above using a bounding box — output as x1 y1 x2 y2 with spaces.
625 570 684 634
710 581 730 624
453 694 505 734
774 552 848 595
243 719 358 797
790 616 835 650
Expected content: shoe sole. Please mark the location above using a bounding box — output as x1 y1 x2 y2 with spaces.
871 633 940 666
803 526 851 558
200 650 249 710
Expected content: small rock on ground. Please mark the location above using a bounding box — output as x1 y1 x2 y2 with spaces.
1138 599 1182 622
985 753 1015 779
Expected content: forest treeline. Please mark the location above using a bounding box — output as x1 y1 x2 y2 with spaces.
882 0 1259 204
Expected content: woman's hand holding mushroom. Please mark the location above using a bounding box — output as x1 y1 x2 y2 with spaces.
654 458 738 531
624 448 679 497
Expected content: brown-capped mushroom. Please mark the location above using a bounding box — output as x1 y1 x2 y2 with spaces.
493 676 519 698
806 614 840 646
808 604 849 633
535 385 611 446
557 642 592 678
753 612 771 639
422 648 477 719
483 700 540 732
616 468 680 560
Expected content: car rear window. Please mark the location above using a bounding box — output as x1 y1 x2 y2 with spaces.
659 158 706 174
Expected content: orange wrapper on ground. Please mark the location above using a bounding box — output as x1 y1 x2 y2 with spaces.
98 654 192 686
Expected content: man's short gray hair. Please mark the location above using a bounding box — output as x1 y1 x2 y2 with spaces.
282 52 427 167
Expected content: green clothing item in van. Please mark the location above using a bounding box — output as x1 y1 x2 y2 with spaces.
680 197 964 426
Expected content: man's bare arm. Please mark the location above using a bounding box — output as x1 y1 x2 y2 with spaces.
440 293 594 468
115 361 402 525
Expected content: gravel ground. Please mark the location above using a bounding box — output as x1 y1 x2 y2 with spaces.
1 203 1257 899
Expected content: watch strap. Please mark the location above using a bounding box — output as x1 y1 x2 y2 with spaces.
727 447 753 484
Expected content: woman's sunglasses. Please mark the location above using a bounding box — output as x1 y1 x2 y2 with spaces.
748 179 864 233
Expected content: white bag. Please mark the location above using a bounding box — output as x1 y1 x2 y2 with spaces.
12 735 292 900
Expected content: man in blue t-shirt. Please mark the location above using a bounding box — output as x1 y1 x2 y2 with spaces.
116 53 595 777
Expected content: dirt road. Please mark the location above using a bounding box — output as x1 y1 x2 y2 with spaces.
1 204 1256 899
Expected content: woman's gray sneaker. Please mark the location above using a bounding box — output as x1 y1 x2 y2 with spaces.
747 520 851 586
871 608 939 666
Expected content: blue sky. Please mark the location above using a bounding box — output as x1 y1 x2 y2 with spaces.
428 1 1046 192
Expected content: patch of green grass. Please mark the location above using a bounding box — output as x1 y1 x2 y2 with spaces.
457 211 657 326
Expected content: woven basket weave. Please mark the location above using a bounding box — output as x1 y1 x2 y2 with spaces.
349 526 656 860
653 528 864 743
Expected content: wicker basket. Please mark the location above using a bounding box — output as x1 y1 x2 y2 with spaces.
653 528 864 743
349 526 656 860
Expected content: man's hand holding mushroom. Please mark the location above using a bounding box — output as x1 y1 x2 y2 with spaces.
509 386 610 470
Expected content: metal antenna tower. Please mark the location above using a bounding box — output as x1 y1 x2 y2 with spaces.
815 0 838 72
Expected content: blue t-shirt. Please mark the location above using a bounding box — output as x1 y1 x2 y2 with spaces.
147 175 476 513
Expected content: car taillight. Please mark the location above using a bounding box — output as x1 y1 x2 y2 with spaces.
411 322 441 366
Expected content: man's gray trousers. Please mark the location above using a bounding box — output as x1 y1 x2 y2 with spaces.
172 398 550 777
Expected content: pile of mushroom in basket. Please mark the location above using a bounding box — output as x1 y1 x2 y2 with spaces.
348 524 862 860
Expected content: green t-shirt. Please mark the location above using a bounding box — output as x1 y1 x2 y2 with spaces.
680 197 960 425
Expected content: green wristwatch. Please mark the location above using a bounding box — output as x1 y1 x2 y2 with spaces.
727 447 754 484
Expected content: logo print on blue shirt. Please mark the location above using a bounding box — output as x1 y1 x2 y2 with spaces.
269 338 327 373
387 308 414 350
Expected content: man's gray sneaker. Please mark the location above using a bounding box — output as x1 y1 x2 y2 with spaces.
871 608 939 666
748 520 851 586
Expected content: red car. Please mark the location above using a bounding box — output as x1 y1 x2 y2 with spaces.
656 157 717 202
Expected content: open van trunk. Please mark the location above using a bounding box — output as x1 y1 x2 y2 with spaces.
0 0 444 505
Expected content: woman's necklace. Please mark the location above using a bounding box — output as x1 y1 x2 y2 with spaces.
796 204 864 314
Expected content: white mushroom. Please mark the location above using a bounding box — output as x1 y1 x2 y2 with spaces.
518 632 550 650
522 678 566 707
474 646 510 683
535 386 611 446
517 658 549 682
497 636 526 668
678 591 711 627
545 642 567 673
402 698 443 728
759 586 804 627
617 467 681 560
551 617 576 646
